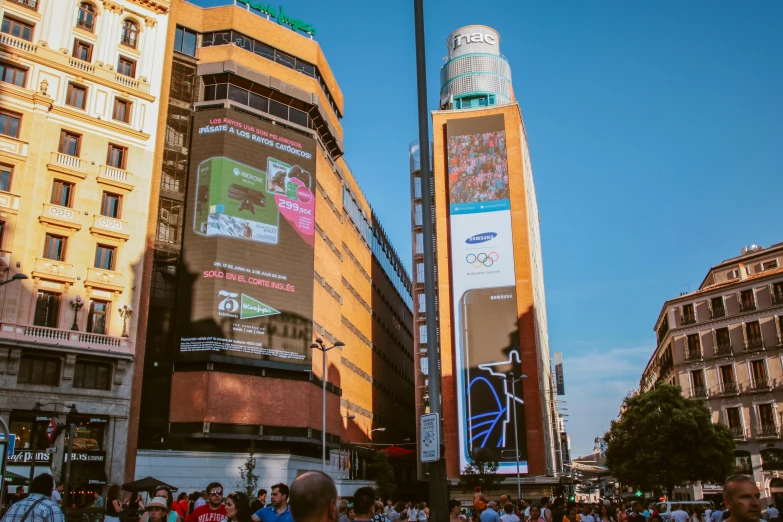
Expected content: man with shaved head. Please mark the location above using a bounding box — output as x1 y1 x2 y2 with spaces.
724 475 761 522
289 471 339 522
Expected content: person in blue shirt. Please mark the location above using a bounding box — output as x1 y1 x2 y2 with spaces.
481 502 501 522
251 484 293 522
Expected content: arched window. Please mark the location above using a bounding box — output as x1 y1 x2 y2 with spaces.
762 448 783 471
76 2 96 32
121 19 138 49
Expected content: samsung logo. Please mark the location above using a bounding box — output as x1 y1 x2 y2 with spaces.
465 232 497 244
491 295 513 300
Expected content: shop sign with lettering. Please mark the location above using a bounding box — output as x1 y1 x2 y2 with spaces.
235 0 317 36
9 450 51 464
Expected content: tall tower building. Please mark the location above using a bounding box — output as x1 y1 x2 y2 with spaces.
414 25 560 491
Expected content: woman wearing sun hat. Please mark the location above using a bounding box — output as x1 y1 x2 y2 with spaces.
146 497 171 522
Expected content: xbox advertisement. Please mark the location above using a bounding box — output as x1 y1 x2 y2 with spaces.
178 108 317 369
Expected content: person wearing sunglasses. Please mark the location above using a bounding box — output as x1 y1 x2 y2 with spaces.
186 483 227 522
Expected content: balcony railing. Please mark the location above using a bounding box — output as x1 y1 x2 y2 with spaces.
710 306 726 319
681 314 697 326
714 342 733 356
747 379 771 393
684 349 702 362
755 424 780 439
0 323 130 351
8 0 38 11
49 151 90 176
68 56 95 74
739 301 757 313
690 387 708 399
730 426 748 440
115 74 140 89
0 32 37 53
745 337 764 351
719 382 740 395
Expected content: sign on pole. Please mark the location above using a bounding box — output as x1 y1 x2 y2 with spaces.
420 413 440 463
555 352 565 395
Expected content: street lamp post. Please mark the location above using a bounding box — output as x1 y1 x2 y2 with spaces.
506 372 527 501
30 402 78 505
310 338 345 473
69 295 83 331
0 273 27 288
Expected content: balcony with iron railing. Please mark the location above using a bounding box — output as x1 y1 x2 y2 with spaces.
681 313 697 326
739 300 757 313
745 336 764 351
755 424 780 439
773 291 783 306
746 379 771 393
709 306 726 319
714 342 734 357
690 386 708 399
719 382 740 396
684 349 702 362
729 426 748 440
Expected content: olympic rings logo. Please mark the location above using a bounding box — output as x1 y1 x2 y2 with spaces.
466 252 499 268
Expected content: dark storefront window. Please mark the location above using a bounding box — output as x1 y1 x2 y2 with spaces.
17 354 60 385
9 413 52 450
74 360 111 390
66 416 106 451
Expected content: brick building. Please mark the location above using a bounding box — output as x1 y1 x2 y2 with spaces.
125 0 416 495
641 242 783 504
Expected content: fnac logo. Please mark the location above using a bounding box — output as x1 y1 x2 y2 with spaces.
465 232 497 244
217 290 239 313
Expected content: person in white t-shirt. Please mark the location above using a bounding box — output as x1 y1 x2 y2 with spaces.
767 505 780 522
51 483 64 505
501 504 520 522
670 505 689 522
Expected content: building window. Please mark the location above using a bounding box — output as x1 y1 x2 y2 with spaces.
33 291 60 328
86 299 109 334
0 164 12 192
417 293 426 314
107 144 127 169
156 201 182 243
710 296 725 319
117 56 136 78
94 245 116 270
17 355 60 385
690 369 705 397
759 403 776 428
746 321 763 349
58 130 81 157
72 39 93 62
715 327 731 352
416 262 424 284
120 19 138 48
686 333 701 358
174 26 197 56
415 233 424 254
65 83 87 110
73 360 111 390
50 180 74 207
7 0 39 12
418 324 427 344
726 407 742 430
101 192 122 218
720 365 736 393
763 260 779 271
772 282 783 306
1 17 33 42
0 221 5 249
76 2 96 32
740 289 756 312
750 359 768 387
43 233 66 261
0 61 26 87
0 109 21 138
112 98 131 123
681 304 696 325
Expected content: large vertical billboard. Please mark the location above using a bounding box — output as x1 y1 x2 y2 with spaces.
178 108 317 369
447 114 527 474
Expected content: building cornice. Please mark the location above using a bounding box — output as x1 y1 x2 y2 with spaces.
50 106 151 142
123 0 170 14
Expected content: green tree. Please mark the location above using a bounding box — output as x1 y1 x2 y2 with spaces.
238 443 259 499
457 449 502 495
604 384 734 495
369 450 397 500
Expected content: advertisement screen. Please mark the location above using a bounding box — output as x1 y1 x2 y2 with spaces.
178 108 317 369
447 114 527 474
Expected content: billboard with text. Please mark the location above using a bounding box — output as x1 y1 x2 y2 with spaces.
178 108 317 369
447 114 527 474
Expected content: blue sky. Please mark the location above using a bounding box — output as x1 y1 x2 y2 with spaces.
192 1 783 458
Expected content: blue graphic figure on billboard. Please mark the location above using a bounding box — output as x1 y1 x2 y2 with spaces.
470 350 524 448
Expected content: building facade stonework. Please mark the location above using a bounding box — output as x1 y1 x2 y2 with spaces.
642 242 783 503
0 0 169 497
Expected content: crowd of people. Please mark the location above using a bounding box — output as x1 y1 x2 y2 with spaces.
0 473 771 522
447 131 509 204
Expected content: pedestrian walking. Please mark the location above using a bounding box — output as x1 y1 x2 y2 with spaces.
351 487 377 522
289 471 338 522
176 494 189 519
51 484 64 506
252 484 292 522
581 504 596 522
597 505 614 522
250 491 267 514
526 506 544 522
92 492 105 510
541 499 553 522
481 502 501 522
501 505 519 522
563 507 579 522
1 473 64 522
106 485 123 522
223 492 253 522
194 493 208 511
146 498 171 522
142 487 181 522
338 501 351 522
450 500 467 522
372 502 389 522
186 483 226 522
767 505 779 522
389 502 405 522
711 507 724 522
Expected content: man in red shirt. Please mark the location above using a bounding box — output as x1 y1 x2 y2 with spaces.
186 483 226 522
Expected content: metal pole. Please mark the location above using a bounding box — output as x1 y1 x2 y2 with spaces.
510 375 521 501
63 423 74 513
322 346 327 473
28 424 37 490
0 417 9 508
413 0 448 519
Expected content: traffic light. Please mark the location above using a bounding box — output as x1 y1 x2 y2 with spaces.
635 491 642 497
569 496 575 502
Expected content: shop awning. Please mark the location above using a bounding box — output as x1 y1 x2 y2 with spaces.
122 477 178 493
3 469 29 485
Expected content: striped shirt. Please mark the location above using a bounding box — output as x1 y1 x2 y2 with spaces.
0 494 65 522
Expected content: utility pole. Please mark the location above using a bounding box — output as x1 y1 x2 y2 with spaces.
413 1 448 520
